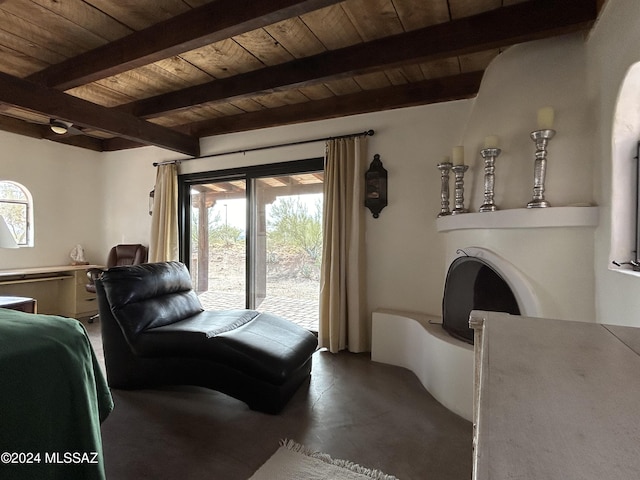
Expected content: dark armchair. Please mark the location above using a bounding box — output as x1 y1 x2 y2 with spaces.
86 244 148 322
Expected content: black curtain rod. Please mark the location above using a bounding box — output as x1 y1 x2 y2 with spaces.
153 129 374 166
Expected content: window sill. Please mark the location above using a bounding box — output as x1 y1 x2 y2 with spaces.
435 206 599 232
610 267 640 278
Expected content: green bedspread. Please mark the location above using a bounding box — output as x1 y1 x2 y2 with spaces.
0 308 114 480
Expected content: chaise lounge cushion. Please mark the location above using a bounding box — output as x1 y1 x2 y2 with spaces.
138 310 316 385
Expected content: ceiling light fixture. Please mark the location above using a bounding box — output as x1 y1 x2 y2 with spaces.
50 119 71 135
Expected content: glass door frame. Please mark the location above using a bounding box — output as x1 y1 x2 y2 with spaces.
178 157 324 309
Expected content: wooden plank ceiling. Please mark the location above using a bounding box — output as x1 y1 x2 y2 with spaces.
0 0 600 156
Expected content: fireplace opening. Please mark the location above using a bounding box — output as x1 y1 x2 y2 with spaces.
442 255 520 344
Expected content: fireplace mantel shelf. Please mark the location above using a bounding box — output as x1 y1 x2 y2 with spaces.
436 206 598 232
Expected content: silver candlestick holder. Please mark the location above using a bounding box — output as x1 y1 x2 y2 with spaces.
451 164 469 214
527 129 555 208
479 148 502 212
437 161 452 217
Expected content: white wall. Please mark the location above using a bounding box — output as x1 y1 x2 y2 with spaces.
463 33 593 211
587 0 640 327
0 131 105 268
100 147 166 257
175 103 474 317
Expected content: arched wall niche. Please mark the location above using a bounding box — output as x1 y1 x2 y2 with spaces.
610 62 640 269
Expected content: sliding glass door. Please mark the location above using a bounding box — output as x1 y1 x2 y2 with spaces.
180 159 324 331
189 180 247 309
252 173 323 330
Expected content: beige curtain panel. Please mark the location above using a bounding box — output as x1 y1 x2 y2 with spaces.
319 137 369 353
149 163 179 262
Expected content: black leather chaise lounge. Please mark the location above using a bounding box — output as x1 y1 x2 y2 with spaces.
95 261 318 413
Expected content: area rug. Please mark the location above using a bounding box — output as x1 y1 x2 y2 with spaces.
248 439 400 480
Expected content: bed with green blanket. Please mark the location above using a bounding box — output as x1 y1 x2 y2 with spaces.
0 308 113 480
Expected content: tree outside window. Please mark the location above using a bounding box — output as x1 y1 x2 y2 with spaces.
0 181 31 246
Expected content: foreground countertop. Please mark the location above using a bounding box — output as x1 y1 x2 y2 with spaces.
470 311 640 480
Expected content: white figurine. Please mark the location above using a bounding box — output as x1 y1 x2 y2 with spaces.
70 244 88 265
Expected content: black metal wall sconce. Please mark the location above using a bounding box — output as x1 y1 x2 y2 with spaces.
365 153 388 218
148 189 155 216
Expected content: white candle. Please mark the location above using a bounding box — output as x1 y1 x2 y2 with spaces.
484 135 499 149
452 146 464 165
440 156 451 165
537 107 555 130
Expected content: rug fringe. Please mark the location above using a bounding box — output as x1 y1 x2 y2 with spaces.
280 439 400 480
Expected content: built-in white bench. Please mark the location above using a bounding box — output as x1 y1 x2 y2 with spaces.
371 309 473 421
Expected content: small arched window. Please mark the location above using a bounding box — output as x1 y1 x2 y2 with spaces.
0 181 33 246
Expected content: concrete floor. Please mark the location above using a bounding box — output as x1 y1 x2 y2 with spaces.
84 319 472 480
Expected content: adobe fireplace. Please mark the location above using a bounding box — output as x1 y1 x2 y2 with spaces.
372 247 543 420
442 253 520 344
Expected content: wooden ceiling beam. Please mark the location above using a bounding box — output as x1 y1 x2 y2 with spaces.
101 137 147 152
0 72 200 156
25 0 344 90
0 115 46 140
125 0 597 119
186 71 485 137
46 135 105 152
0 113 105 151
